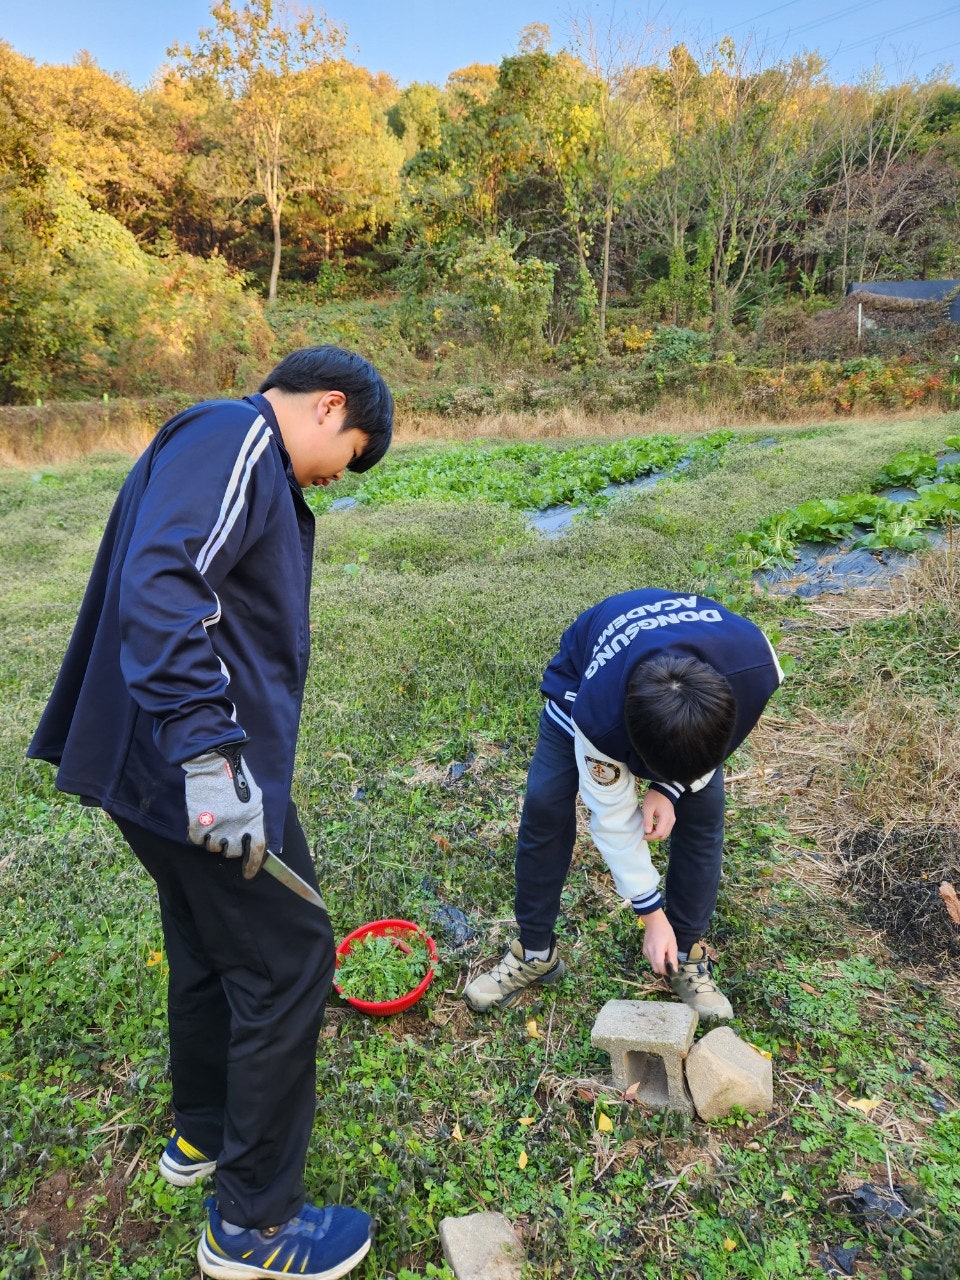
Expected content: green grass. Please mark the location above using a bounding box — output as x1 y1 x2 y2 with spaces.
2 412 959 1278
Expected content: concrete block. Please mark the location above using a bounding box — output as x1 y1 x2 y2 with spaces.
685 1025 774 1122
591 1000 698 1115
439 1211 525 1280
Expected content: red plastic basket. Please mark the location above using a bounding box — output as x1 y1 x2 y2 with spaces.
334 918 437 1016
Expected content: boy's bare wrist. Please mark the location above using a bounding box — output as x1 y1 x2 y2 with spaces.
640 907 667 923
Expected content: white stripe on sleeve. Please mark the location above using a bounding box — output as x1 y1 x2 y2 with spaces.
196 418 272 576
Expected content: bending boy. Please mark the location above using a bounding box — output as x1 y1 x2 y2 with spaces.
464 589 783 1020
29 347 393 1280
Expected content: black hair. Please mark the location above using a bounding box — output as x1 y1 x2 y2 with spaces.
259 345 393 472
624 654 736 786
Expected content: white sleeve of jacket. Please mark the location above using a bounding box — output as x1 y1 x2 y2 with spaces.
572 722 661 908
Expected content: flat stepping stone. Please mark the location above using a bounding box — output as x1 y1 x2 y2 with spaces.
439 1212 524 1280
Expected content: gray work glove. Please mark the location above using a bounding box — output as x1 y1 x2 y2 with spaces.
182 744 266 874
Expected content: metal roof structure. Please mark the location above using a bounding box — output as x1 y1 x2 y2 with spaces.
846 279 960 323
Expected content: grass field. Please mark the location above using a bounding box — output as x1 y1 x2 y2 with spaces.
2 411 959 1279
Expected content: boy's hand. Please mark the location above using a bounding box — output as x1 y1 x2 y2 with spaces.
183 745 266 863
639 909 678 975
641 788 675 841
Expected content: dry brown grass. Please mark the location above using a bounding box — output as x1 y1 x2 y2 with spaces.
392 399 940 444
1 393 943 465
0 398 187 466
749 544 960 838
733 543 960 983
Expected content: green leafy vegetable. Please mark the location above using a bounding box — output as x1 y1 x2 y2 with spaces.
306 432 734 516
335 931 433 1004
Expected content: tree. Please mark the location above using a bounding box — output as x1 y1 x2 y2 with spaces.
690 41 833 331
3 43 174 239
170 0 346 301
387 82 444 162
569 14 659 338
445 63 498 110
286 60 403 272
812 76 946 288
625 44 708 324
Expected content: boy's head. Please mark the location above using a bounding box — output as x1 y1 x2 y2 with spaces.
259 346 393 474
624 654 736 786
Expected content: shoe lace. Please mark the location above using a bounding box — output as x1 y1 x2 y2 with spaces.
489 949 527 989
679 956 719 994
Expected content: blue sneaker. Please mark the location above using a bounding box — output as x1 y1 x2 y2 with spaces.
197 1198 374 1279
158 1129 217 1186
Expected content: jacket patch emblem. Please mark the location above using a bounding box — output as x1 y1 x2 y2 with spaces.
585 757 621 786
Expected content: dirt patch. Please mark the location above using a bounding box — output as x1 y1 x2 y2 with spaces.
841 825 960 964
8 1166 155 1255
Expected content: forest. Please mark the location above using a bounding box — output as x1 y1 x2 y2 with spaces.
2 0 960 410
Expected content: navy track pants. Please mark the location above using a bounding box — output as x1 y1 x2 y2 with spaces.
114 802 334 1229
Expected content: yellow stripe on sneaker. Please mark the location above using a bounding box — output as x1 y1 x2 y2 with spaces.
264 1246 282 1267
176 1133 209 1161
206 1224 228 1257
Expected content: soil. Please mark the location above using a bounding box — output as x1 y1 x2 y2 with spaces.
7 1167 155 1258
842 824 960 961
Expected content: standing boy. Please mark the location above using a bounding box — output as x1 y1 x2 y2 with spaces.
464 588 783 1019
28 347 393 1280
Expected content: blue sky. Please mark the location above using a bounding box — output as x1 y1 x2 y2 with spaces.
3 0 958 88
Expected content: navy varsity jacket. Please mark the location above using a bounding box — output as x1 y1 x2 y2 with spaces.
539 589 784 911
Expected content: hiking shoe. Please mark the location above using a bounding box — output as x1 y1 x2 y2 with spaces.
667 943 733 1020
463 939 565 1012
197 1198 374 1280
159 1129 217 1186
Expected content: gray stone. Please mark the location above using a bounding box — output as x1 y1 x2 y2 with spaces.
685 1026 774 1122
439 1212 524 1280
591 1000 698 1115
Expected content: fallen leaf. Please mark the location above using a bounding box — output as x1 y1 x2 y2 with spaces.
577 1088 596 1102
848 1097 882 1114
526 1018 541 1039
747 1043 773 1060
723 1238 737 1252
451 1124 462 1142
432 835 451 852
518 1150 528 1169
939 881 960 926
799 982 821 995
518 1117 535 1127
781 1189 795 1202
623 1081 641 1100
597 1112 614 1133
